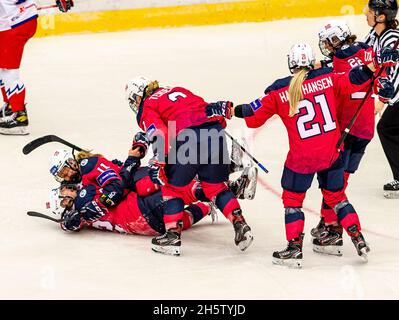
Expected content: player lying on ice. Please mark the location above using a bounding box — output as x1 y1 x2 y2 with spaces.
205 43 398 267
46 134 257 244
124 77 254 256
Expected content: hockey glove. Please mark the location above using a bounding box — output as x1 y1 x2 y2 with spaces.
148 157 167 186
56 0 74 12
81 200 106 222
376 77 395 103
206 101 233 119
132 132 149 158
373 47 399 69
61 209 82 232
112 159 124 167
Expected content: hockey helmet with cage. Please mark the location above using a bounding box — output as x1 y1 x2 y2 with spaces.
287 43 316 74
49 149 80 183
368 0 398 22
46 184 78 220
125 76 151 114
318 20 351 57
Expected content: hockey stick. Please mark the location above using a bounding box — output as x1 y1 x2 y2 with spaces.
336 39 399 149
37 4 58 10
22 135 87 155
27 211 62 223
225 131 269 174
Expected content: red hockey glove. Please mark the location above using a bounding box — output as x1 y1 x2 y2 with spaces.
56 0 74 12
148 157 167 186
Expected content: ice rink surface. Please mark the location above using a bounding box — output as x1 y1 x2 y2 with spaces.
1 14 399 300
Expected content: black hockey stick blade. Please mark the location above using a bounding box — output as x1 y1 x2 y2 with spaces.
27 211 62 223
23 135 86 155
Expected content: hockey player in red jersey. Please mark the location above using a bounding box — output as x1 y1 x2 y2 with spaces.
49 181 215 237
310 20 392 255
125 78 253 256
0 0 73 135
207 43 398 267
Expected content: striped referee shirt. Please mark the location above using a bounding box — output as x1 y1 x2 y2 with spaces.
365 28 399 105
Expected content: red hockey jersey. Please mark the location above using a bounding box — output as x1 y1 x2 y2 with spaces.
240 66 374 174
333 42 375 140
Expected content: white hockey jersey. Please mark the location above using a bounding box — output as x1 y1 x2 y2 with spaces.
0 0 38 31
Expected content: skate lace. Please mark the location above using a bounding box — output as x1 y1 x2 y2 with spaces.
388 180 399 186
2 112 16 124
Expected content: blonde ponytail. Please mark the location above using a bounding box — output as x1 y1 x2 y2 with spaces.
145 80 160 98
288 68 309 117
76 150 104 161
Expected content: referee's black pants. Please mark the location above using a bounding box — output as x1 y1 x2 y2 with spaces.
377 103 399 181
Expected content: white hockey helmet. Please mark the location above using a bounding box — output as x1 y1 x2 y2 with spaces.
46 184 78 220
287 43 316 73
318 20 351 56
49 149 75 183
125 76 151 114
46 187 66 220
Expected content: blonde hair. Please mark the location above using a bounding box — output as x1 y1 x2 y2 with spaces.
144 80 160 98
288 68 309 117
76 150 104 161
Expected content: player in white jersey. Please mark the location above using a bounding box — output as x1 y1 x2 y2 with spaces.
0 0 73 135
364 0 399 198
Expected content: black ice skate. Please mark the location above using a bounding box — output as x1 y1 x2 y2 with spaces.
232 212 253 251
0 109 29 135
0 103 12 121
348 225 370 261
151 228 181 256
383 180 399 199
272 234 304 268
312 225 343 256
310 217 327 240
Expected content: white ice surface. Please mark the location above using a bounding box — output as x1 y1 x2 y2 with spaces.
1 15 399 300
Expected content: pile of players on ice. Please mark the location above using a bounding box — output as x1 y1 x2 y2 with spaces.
42 18 399 268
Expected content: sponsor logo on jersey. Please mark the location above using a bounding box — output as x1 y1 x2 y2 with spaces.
80 159 88 167
146 123 157 139
96 169 118 186
79 189 87 198
250 98 262 112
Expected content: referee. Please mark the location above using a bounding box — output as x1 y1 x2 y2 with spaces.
365 0 399 197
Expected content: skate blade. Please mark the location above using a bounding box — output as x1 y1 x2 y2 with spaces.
359 246 370 262
0 126 29 136
272 257 302 269
152 245 181 256
383 191 399 199
244 166 258 200
237 231 254 251
313 244 343 256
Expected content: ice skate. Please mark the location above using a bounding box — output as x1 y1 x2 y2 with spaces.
151 229 181 256
0 109 29 135
383 180 399 199
312 225 343 256
348 225 370 262
272 234 304 268
310 217 327 240
0 102 12 122
232 212 253 251
229 138 245 173
229 165 258 200
208 202 218 224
